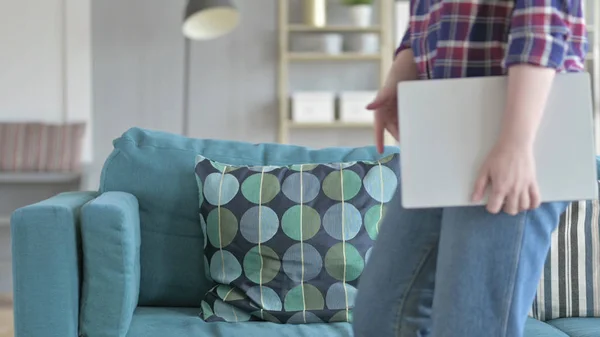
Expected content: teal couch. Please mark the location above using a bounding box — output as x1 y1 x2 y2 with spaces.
10 128 600 337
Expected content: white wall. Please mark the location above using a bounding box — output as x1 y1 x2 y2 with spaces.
0 0 92 163
395 1 410 46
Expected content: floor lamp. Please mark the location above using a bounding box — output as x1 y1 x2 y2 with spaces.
182 0 240 136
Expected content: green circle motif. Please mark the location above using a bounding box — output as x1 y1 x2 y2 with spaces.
216 285 246 302
211 161 239 173
241 173 281 204
281 205 321 241
330 310 353 323
195 175 204 206
322 170 362 201
364 205 385 240
214 300 251 322
324 243 365 282
243 246 281 284
284 284 325 311
247 286 282 311
288 311 324 324
290 164 318 171
204 255 212 281
201 300 214 320
251 310 281 323
379 154 395 164
210 250 242 284
206 208 239 248
200 214 208 249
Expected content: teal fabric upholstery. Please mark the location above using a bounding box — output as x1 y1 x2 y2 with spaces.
524 318 569 336
548 318 600 337
127 307 351 337
99 127 398 307
10 128 600 337
125 307 568 337
11 191 97 337
80 192 141 337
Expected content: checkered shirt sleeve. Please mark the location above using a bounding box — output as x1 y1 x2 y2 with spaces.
504 0 587 69
395 27 412 57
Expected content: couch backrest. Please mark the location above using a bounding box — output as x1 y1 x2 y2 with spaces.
99 127 399 307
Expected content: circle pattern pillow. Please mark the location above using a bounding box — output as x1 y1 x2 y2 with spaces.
195 154 399 324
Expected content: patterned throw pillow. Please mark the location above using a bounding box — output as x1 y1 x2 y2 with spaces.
531 190 600 321
194 154 399 324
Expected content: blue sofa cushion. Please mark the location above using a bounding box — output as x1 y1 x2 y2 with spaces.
547 317 600 337
100 127 398 307
127 307 351 337
531 190 600 321
124 308 567 337
194 154 400 324
80 192 141 337
524 318 569 336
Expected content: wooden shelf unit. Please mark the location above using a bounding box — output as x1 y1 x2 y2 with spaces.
277 2 600 149
277 0 395 144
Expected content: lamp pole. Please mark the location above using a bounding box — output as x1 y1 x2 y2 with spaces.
181 0 240 136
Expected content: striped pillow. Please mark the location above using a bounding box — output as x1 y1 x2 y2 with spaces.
531 196 600 321
0 122 85 172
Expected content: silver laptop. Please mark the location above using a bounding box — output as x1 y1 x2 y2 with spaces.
397 72 598 209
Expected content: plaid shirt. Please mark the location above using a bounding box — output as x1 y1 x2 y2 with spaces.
396 0 588 79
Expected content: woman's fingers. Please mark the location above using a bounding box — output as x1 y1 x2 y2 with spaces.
519 189 531 212
367 88 392 110
471 169 489 203
487 183 506 214
504 191 520 215
529 183 541 209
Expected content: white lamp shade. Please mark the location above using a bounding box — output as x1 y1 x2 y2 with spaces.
183 0 239 40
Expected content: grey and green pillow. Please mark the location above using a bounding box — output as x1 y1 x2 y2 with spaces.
194 154 399 324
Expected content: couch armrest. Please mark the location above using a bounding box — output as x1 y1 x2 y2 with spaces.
11 191 97 337
80 191 141 337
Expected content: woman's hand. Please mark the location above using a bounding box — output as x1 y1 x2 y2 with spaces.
471 139 540 215
472 64 555 214
367 84 399 154
367 49 419 153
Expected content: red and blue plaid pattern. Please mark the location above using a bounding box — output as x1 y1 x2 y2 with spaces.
397 0 588 79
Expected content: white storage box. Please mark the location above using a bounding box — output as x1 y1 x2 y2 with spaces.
291 92 335 123
339 91 377 123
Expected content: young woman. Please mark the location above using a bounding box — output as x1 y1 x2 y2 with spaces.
353 1 587 336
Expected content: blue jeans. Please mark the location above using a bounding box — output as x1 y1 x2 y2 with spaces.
353 186 568 337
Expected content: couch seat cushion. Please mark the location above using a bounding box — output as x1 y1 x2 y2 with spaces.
547 318 600 337
126 307 351 337
524 318 569 336
126 307 565 337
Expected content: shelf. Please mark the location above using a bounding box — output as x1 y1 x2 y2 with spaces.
288 25 382 33
0 172 81 184
277 0 395 144
288 53 381 61
288 121 373 129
